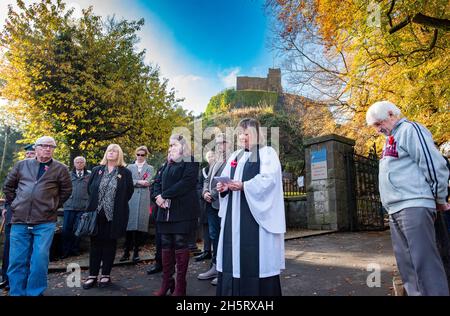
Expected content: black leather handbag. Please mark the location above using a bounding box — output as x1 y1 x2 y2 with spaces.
74 210 98 237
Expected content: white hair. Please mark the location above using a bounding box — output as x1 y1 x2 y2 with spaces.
366 101 402 125
74 156 86 163
35 136 57 146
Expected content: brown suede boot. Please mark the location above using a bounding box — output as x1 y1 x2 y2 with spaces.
153 248 175 296
172 248 190 296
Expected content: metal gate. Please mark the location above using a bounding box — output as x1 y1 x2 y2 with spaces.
346 146 385 231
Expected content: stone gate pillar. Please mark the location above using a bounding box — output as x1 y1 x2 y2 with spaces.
304 134 355 230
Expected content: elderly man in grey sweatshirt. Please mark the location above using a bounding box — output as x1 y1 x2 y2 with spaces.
366 101 449 296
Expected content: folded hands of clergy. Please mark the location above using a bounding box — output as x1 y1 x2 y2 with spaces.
217 180 243 192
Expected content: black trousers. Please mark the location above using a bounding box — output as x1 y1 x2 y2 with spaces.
124 231 143 253
89 212 117 276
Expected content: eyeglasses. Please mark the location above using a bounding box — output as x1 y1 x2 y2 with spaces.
36 144 56 149
136 154 146 157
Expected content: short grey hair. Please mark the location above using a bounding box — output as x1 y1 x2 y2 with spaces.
366 101 402 126
35 136 57 147
74 156 86 163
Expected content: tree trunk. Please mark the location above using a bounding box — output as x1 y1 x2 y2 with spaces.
0 126 10 175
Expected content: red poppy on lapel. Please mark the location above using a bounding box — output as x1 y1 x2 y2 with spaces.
231 160 237 168
44 165 49 172
143 172 149 180
388 135 394 145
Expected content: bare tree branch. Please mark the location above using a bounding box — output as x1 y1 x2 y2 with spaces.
389 13 450 34
412 13 450 31
287 36 347 78
389 16 411 34
387 0 396 28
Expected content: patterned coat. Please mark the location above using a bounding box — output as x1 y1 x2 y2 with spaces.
127 162 154 232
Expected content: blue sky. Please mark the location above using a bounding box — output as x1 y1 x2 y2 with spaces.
142 0 270 68
0 0 278 114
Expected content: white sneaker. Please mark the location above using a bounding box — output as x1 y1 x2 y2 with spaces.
197 264 218 280
210 277 218 286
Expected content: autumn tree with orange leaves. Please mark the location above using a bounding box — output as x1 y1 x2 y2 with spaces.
266 0 449 153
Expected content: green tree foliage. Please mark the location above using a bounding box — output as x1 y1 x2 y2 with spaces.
0 126 22 186
201 89 307 175
204 89 279 116
0 0 189 166
204 89 237 116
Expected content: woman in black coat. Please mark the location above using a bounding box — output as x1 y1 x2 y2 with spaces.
153 134 200 296
82 144 134 289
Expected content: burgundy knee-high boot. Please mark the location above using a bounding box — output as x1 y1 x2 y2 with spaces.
173 248 190 296
153 248 175 296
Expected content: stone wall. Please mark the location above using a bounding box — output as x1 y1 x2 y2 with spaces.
267 68 282 93
236 77 268 91
284 196 308 228
304 134 355 231
236 68 282 93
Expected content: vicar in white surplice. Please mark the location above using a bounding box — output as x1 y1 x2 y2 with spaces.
216 118 286 296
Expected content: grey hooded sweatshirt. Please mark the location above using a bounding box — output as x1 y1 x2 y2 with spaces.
379 118 449 214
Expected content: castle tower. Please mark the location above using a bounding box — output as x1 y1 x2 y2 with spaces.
267 68 282 93
236 68 282 93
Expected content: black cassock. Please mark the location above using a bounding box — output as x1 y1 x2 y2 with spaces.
216 149 282 296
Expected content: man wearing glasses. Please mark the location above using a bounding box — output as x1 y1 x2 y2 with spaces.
1 144 37 291
3 136 72 296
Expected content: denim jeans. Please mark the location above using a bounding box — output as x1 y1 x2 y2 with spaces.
62 210 82 256
207 204 221 265
8 222 56 296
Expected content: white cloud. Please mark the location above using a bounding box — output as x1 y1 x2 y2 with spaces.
218 67 241 88
65 2 83 20
171 74 219 114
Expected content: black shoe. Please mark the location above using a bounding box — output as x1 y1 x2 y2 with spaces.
146 263 162 275
0 280 9 289
194 251 212 262
82 277 97 290
190 248 202 256
98 276 111 288
119 253 130 262
132 250 140 263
